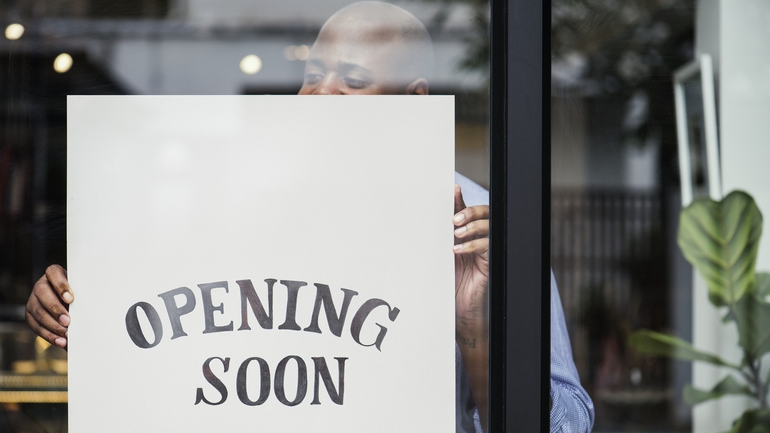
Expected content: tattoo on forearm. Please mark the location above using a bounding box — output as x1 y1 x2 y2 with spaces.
458 335 476 348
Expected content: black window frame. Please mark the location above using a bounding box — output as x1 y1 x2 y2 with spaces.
489 0 550 430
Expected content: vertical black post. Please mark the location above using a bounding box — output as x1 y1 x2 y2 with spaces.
489 0 550 430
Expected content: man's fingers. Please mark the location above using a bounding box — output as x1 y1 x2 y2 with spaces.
27 287 69 332
26 312 68 347
453 237 489 257
454 219 489 240
25 302 68 348
32 276 70 320
44 264 74 304
453 204 490 227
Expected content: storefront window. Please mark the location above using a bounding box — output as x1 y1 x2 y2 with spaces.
1 0 493 430
14 0 768 430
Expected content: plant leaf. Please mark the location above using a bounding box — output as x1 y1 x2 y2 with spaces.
628 330 740 369
731 294 770 357
756 272 770 299
678 191 763 306
729 409 770 433
683 375 752 405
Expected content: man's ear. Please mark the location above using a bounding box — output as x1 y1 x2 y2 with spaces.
406 78 429 95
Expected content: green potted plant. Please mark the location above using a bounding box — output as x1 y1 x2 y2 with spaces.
629 190 770 433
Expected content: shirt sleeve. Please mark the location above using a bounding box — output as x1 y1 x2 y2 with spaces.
550 272 595 432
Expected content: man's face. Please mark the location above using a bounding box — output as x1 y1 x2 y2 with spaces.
298 19 414 95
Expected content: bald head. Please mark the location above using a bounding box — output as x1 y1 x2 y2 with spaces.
320 2 435 80
298 1 434 95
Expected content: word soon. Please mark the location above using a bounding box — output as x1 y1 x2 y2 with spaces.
125 279 401 351
195 355 347 406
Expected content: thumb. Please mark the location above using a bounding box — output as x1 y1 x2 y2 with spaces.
454 184 467 214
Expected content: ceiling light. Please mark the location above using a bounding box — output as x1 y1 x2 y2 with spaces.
53 53 73 73
5 23 24 40
240 54 263 75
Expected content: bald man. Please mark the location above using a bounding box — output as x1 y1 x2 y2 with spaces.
298 2 432 96
26 2 593 432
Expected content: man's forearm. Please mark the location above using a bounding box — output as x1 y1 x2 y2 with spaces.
457 324 489 433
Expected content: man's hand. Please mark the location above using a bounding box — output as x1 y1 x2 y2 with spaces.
453 184 489 335
453 184 489 432
25 265 73 348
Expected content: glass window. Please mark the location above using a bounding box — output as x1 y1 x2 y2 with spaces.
1 0 495 431
553 1 770 432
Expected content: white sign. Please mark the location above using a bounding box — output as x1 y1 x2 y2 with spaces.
67 95 455 432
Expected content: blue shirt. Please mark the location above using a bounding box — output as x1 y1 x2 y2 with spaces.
454 172 594 433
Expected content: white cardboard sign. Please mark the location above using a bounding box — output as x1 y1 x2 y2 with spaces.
66 95 455 432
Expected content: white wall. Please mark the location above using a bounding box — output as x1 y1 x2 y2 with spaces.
692 1 770 431
719 3 770 265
